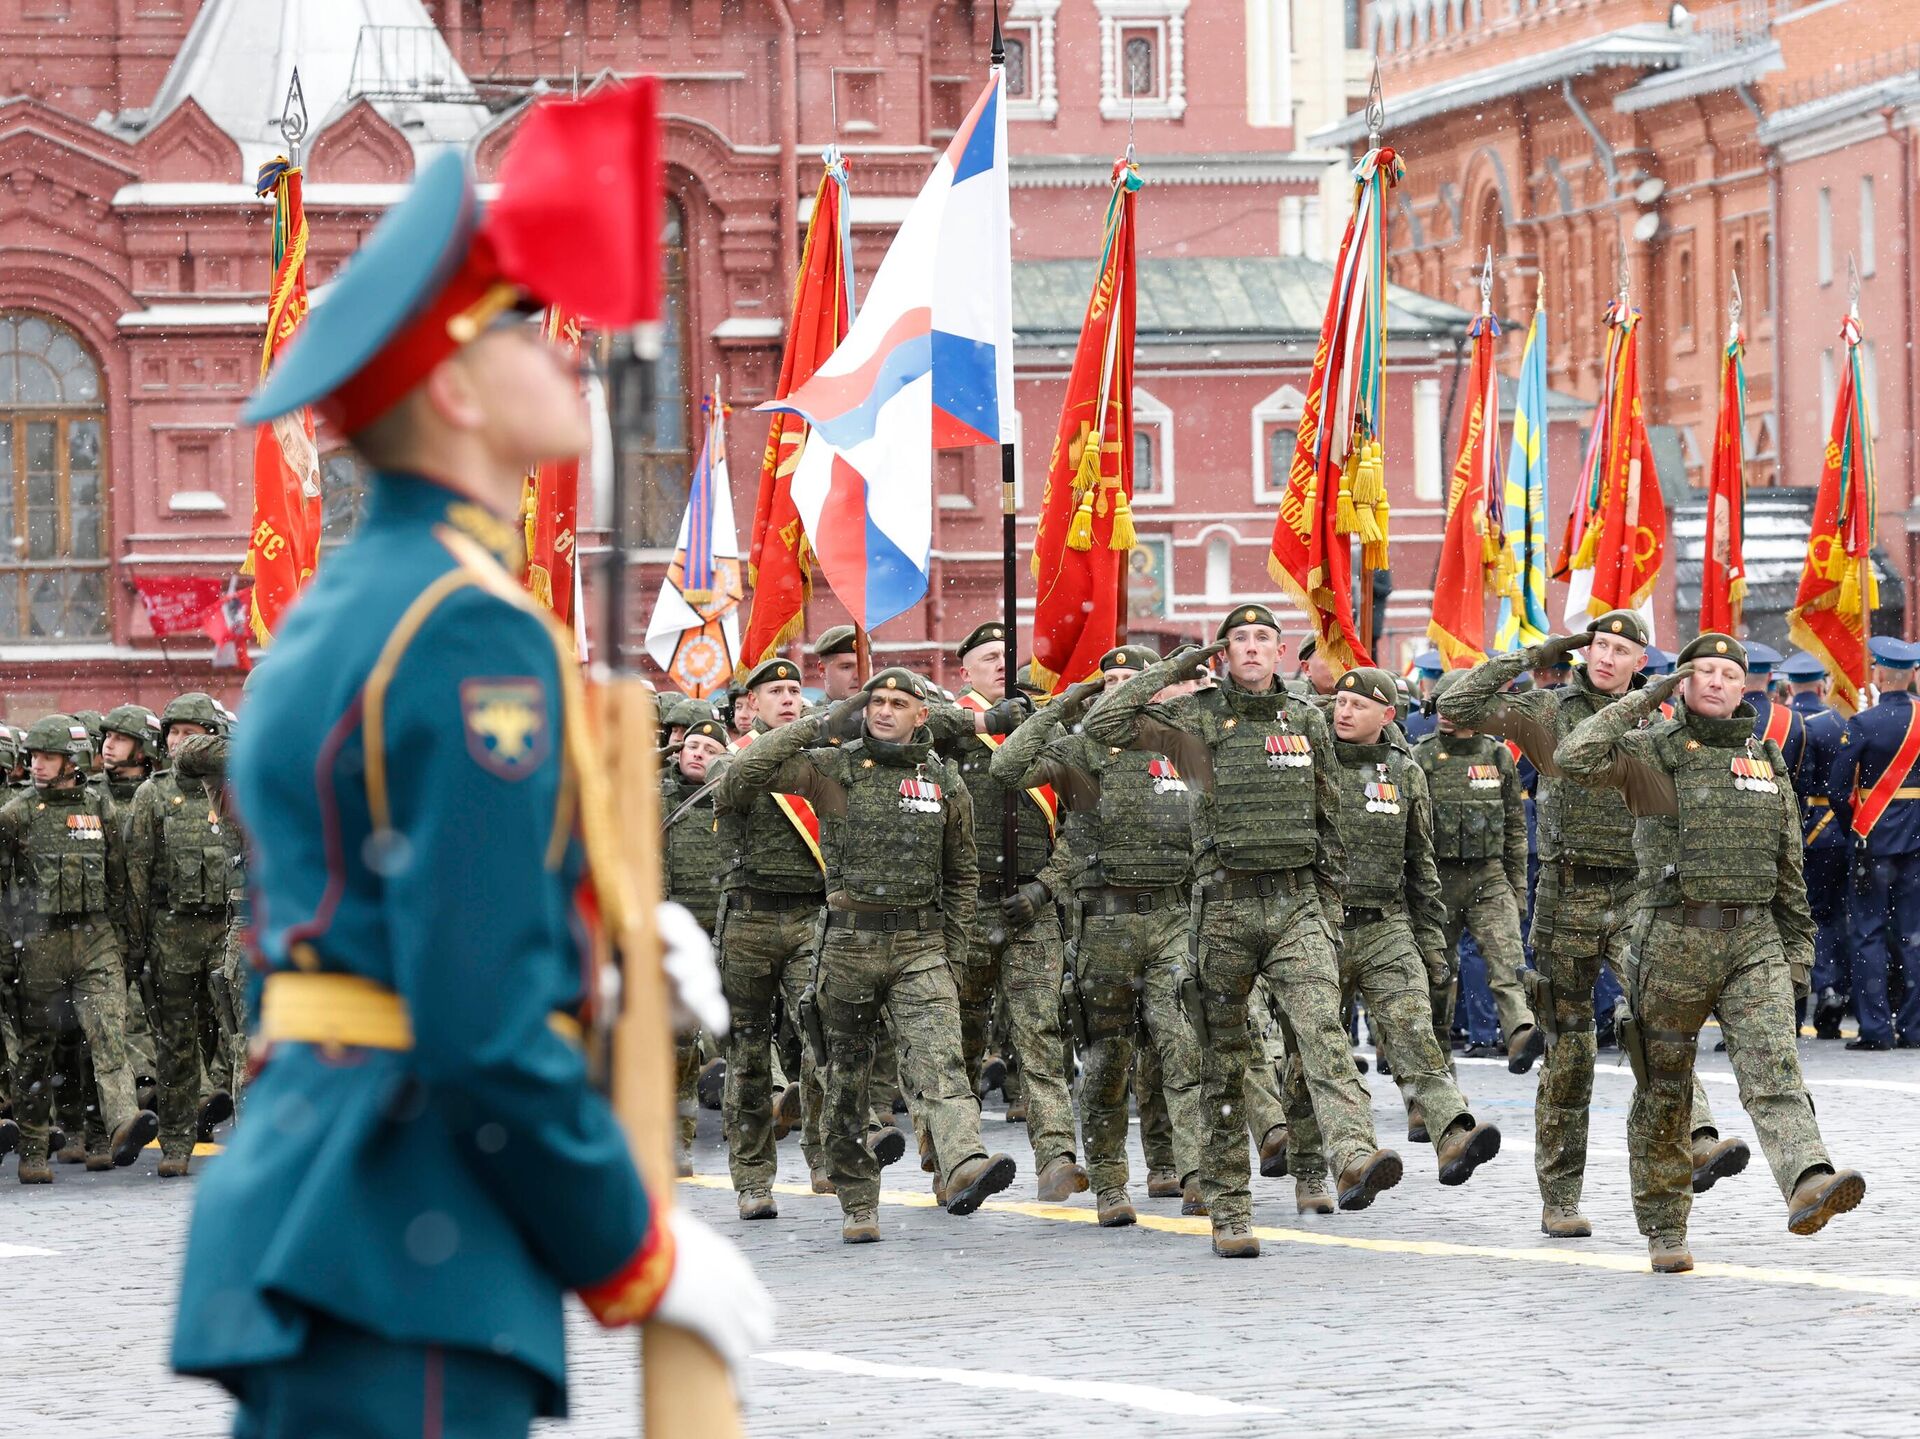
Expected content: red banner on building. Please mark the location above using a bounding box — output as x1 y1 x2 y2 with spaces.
133 575 229 636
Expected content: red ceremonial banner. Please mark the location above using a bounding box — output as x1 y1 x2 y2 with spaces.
133 575 229 636
1699 328 1748 635
523 307 583 630
1427 310 1503 668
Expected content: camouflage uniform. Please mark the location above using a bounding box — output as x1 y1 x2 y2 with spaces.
1556 669 1845 1248
662 758 724 1163
1413 730 1537 1046
126 728 242 1168
722 699 1003 1221
988 696 1204 1197
943 694 1077 1179
1441 646 1718 1214
101 703 165 1088
1084 659 1388 1236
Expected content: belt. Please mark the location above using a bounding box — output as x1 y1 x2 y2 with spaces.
1080 883 1186 916
1343 904 1398 928
1202 867 1310 903
1895 789 1920 800
979 878 1042 899
1554 860 1635 886
825 905 940 933
1655 902 1769 932
259 972 584 1052
728 889 821 913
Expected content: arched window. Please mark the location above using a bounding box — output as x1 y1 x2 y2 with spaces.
1124 35 1156 97
1677 249 1694 332
0 312 108 640
1004 35 1030 98
634 196 692 547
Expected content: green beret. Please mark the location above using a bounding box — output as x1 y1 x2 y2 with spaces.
956 621 1007 661
1335 666 1399 706
1297 634 1317 661
743 656 804 690
813 625 859 658
1100 644 1162 673
863 666 930 700
1675 632 1747 671
1586 609 1652 647
1215 604 1282 641
683 718 729 746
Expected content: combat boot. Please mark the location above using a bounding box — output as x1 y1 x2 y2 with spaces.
1540 1204 1592 1238
0 1117 17 1156
918 1129 939 1174
109 1109 159 1168
1096 1188 1137 1228
1690 1132 1751 1194
675 1150 693 1179
1295 1174 1335 1215
977 1055 1007 1099
85 1150 113 1172
696 1057 726 1109
17 1155 51 1184
1405 1100 1428 1145
945 1152 1017 1215
1335 1148 1404 1211
1506 1024 1546 1075
56 1134 87 1164
1210 1219 1259 1259
46 1125 68 1156
136 1078 158 1113
196 1089 234 1143
1787 1166 1866 1236
1436 1119 1502 1186
1035 1155 1090 1202
1648 1232 1693 1273
771 1083 802 1141
1258 1125 1289 1178
737 1189 778 1221
809 1166 837 1195
1145 1168 1180 1199
1180 1177 1208 1217
841 1208 881 1244
157 1152 191 1179
1004 1098 1029 1124
931 1171 949 1206
866 1125 906 1169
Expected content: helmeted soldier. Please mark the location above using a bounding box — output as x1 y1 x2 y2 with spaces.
988 643 1209 1226
99 701 167 1098
1555 633 1867 1272
1281 666 1503 1204
721 664 1018 1241
1780 650 1851 1036
1083 606 1403 1258
661 715 729 1179
1 713 159 1182
1440 610 1742 1238
1414 668 1543 1073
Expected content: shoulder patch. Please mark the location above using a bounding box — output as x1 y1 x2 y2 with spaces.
461 678 551 780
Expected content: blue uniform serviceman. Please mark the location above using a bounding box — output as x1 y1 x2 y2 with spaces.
170 117 771 1436
1829 636 1920 1051
1782 650 1853 1036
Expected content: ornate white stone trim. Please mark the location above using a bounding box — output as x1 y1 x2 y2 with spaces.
1097 0 1188 122
1007 0 1061 123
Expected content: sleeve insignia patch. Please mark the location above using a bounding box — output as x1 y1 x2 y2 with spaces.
461 678 551 780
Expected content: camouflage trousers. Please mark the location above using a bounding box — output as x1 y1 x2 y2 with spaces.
817 919 985 1215
1074 901 1204 1193
960 904 1076 1173
1436 860 1535 1045
1531 866 1717 1209
674 1033 701 1156
153 910 235 1160
13 918 139 1162
719 901 829 1193
1243 976 1289 1145
1626 912 1829 1239
1133 1026 1174 1176
1285 914 1475 1177
1192 878 1379 1226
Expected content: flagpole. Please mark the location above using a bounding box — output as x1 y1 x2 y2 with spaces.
1850 259 1871 671
1356 64 1386 662
989 6 1020 903
1728 270 1745 636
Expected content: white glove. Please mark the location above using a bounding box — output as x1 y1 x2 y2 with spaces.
657 901 728 1037
654 1208 776 1383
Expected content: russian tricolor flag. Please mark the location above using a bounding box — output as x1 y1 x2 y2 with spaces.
761 72 1014 631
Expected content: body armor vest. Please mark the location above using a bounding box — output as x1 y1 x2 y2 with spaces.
662 774 725 932
1062 740 1193 890
1418 734 1506 863
828 739 950 908
1203 685 1317 873
1646 713 1783 905
20 785 111 918
1334 740 1411 906
951 729 1052 880
153 771 231 914
1537 676 1638 867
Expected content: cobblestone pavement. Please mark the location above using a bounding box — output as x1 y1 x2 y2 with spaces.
3 1034 1916 1438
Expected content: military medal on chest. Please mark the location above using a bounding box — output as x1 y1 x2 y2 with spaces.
1147 757 1188 795
1732 743 1779 794
66 813 103 839
1365 763 1402 814
1466 763 1501 790
1265 720 1313 769
899 765 944 815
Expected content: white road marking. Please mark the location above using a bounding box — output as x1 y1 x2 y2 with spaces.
0 1243 57 1258
756 1349 1281 1418
1455 1054 1920 1097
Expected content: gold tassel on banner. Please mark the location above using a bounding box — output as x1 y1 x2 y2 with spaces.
1364 494 1391 571
1823 545 1852 585
1108 488 1136 551
1839 559 1863 615
1066 491 1096 551
1335 452 1361 535
1572 520 1600 571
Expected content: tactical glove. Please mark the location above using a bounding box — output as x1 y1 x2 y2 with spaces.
1525 633 1586 668
1642 662 1696 708
1000 879 1052 931
1423 950 1454 990
1053 678 1105 724
1168 640 1228 683
980 694 1034 736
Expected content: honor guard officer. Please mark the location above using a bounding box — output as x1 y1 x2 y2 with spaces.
169 130 770 1436
1741 644 1806 765
1085 605 1403 1259
1782 651 1853 1036
1556 634 1866 1273
721 665 1020 1241
1828 635 1920 1051
1441 610 1740 1239
814 624 862 702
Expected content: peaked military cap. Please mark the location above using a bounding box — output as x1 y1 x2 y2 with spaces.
1676 632 1747 670
1336 666 1398 706
1782 650 1829 682
743 656 803 690
683 718 729 746
813 624 859 658
1743 640 1784 675
956 622 1007 661
1586 609 1652 647
1411 649 1444 677
1868 635 1920 671
1640 645 1674 676
863 666 931 699
1216 603 1282 640
1100 644 1162 673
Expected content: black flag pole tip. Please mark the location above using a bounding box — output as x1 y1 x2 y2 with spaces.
991 0 1005 67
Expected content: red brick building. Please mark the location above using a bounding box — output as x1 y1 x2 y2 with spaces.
0 0 1509 716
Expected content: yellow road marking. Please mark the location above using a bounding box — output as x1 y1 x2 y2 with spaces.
143 1141 224 1157
682 1174 1918 1301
